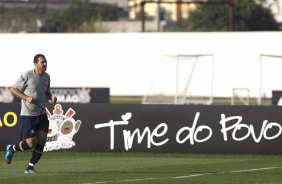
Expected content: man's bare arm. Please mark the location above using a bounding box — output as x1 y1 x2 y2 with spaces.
10 86 35 103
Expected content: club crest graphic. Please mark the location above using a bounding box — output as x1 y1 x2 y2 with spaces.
44 104 82 152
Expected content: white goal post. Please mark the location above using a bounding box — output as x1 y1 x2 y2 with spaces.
259 54 282 105
142 54 214 105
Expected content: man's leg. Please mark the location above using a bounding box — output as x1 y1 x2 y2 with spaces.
25 130 47 174
25 113 49 174
5 140 30 164
5 116 36 164
5 137 36 164
29 131 47 165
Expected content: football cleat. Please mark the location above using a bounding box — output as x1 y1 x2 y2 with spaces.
25 167 38 174
5 145 14 164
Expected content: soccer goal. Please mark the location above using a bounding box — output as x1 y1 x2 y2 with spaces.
142 54 214 105
231 88 250 105
259 54 282 105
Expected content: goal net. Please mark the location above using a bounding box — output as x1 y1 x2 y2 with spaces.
231 88 250 105
142 54 214 105
259 54 282 105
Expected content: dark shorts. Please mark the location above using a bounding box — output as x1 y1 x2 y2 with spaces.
20 113 49 140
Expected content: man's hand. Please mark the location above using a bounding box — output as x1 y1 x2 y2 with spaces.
25 96 36 103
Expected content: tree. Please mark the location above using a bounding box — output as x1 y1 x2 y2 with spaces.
186 0 280 31
57 0 119 32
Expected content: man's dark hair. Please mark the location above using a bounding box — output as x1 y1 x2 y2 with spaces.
33 54 46 64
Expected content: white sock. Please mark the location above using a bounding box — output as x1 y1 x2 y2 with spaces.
13 145 16 151
28 163 34 167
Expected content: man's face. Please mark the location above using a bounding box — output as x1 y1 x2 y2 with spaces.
35 56 47 72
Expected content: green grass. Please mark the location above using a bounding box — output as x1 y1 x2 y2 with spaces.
1 152 282 184
110 96 272 105
111 96 144 104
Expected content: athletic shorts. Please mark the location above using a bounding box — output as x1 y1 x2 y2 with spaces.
19 113 49 140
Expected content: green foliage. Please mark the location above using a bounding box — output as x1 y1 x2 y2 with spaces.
187 0 280 31
58 0 119 32
0 0 120 33
0 13 49 32
187 3 229 31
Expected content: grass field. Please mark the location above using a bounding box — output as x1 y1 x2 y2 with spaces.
1 152 282 184
110 96 272 105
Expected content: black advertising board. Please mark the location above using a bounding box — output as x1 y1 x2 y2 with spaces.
50 87 109 103
1 103 282 154
272 90 282 106
0 87 109 103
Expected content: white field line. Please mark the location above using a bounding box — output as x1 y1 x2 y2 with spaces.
228 167 281 173
172 173 212 179
81 166 282 184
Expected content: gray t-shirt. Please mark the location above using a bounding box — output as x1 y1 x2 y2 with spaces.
13 69 51 116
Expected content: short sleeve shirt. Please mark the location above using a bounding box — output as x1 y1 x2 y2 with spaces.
13 69 51 116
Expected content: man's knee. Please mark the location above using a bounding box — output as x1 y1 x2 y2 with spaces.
26 137 38 148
